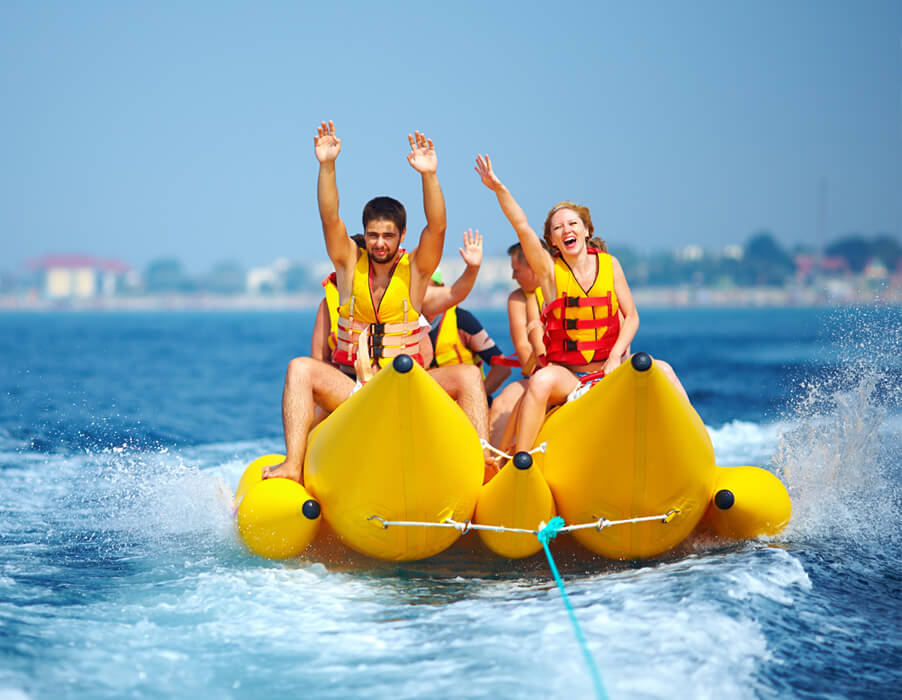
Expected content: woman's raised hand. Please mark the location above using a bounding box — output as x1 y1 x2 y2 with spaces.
407 131 437 174
314 120 342 163
474 154 503 191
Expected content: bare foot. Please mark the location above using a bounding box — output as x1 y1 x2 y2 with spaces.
483 452 503 484
261 461 303 483
483 459 500 484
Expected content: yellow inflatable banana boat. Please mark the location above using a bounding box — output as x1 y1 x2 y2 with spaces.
233 353 790 563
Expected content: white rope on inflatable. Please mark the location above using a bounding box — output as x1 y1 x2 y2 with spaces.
480 439 547 462
366 509 680 534
367 516 537 534
563 509 681 532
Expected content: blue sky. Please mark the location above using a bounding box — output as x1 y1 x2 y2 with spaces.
2 1 900 273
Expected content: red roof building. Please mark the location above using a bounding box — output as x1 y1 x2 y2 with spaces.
28 254 131 298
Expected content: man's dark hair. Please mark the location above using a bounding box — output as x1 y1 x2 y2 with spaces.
362 196 406 233
508 241 551 257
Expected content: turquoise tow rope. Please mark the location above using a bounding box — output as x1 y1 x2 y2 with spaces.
537 517 608 700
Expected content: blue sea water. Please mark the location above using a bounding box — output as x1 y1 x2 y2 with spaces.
1 306 900 699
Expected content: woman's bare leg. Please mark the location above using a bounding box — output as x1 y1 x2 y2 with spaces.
515 365 579 452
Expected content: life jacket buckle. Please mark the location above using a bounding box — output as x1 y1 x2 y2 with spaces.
565 296 581 308
564 339 578 352
564 318 578 330
369 329 384 359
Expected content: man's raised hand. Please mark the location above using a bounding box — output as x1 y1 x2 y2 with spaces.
458 229 483 268
407 131 437 174
314 120 342 163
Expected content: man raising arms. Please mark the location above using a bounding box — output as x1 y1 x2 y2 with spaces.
264 121 487 482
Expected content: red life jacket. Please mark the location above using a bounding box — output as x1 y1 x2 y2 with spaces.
542 249 620 366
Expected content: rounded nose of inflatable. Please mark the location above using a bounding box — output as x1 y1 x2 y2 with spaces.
475 451 556 559
702 466 791 539
237 478 322 559
233 454 286 508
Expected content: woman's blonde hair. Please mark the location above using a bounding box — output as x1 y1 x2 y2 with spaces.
543 201 607 253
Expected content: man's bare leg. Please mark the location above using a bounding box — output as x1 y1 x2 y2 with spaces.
263 357 355 483
488 378 527 447
428 364 489 441
654 358 690 401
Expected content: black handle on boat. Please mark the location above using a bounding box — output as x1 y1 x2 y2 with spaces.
714 490 735 510
302 499 322 519
513 452 533 470
631 352 653 371
392 354 414 373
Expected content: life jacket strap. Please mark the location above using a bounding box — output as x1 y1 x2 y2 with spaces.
334 322 426 362
337 317 423 335
555 336 617 354
489 355 522 367
546 317 617 331
544 293 614 313
577 370 605 384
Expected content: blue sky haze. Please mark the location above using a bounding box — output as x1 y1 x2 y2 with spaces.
2 1 900 273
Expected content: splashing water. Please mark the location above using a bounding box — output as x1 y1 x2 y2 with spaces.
774 306 902 546
37 444 238 565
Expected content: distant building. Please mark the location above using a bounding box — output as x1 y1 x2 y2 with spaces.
246 257 326 294
246 266 281 294
29 255 131 299
793 254 850 283
722 245 744 261
676 244 704 262
818 255 851 275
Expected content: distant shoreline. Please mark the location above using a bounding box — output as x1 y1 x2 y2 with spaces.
1 285 898 312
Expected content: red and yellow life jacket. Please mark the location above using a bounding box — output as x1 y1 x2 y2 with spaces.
332 250 426 369
525 286 544 321
322 273 340 353
432 305 479 367
542 249 620 365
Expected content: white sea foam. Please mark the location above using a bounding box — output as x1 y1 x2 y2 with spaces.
708 419 784 466
724 549 812 604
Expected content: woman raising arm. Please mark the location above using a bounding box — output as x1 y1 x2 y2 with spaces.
475 154 683 454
